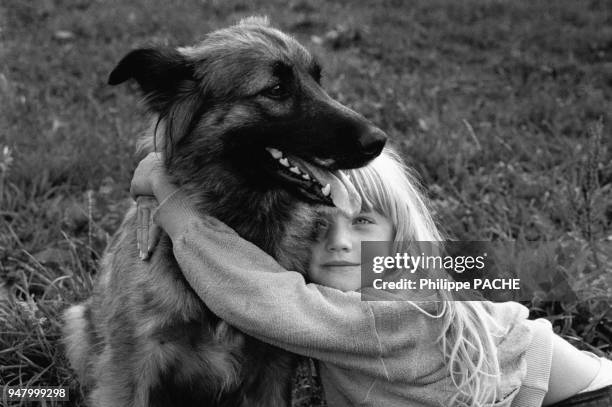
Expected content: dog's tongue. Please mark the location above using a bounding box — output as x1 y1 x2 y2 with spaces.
330 170 362 218
299 161 361 217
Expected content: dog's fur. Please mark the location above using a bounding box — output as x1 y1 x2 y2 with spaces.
63 17 386 407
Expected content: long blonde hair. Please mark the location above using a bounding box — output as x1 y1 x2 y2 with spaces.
345 147 505 407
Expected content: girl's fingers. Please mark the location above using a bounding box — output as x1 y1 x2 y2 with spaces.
136 196 158 260
147 221 161 258
140 206 150 260
137 198 142 252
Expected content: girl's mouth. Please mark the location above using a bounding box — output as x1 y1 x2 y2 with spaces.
322 261 361 267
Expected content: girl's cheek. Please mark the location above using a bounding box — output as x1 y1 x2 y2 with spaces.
310 242 326 261
361 229 380 240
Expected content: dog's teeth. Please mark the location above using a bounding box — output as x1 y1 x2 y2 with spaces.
302 173 310 180
321 184 331 196
266 147 283 159
289 166 301 175
279 158 290 167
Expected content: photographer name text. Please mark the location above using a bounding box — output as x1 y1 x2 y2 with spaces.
372 278 520 291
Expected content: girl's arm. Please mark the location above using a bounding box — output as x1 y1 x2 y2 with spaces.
542 335 603 405
152 188 416 379
130 153 547 391
130 154 428 380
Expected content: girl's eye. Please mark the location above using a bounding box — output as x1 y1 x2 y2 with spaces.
315 220 328 229
354 216 374 225
312 219 329 240
314 219 330 233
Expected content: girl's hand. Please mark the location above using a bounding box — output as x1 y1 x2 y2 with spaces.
130 152 169 199
131 152 177 260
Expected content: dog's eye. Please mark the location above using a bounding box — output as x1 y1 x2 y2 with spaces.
262 84 290 100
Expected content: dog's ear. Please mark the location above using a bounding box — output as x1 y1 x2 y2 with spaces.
108 48 196 112
109 47 204 159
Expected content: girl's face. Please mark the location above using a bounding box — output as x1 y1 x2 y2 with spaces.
308 209 394 291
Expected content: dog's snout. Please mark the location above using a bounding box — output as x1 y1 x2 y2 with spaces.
298 85 388 167
359 126 387 158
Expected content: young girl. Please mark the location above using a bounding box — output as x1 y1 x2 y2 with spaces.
131 148 612 406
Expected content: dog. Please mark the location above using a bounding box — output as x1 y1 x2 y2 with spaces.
62 16 386 407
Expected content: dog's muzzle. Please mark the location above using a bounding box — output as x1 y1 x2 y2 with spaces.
358 125 387 159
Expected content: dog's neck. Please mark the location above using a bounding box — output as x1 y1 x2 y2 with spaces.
171 164 309 266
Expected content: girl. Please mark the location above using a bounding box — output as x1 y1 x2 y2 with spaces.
131 148 612 406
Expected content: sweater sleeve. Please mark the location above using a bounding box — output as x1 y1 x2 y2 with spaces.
153 191 409 378
512 318 553 407
152 191 548 391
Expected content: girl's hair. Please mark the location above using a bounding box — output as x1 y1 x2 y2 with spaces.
345 147 505 407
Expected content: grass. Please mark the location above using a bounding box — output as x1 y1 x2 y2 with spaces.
1 0 611 405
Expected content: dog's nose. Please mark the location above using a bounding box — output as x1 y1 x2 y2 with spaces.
359 126 387 158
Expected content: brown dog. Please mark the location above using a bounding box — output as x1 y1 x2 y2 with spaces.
63 16 386 407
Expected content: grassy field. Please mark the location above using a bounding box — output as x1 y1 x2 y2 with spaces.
1 0 611 405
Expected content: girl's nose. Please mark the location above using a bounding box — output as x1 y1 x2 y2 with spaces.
325 223 352 252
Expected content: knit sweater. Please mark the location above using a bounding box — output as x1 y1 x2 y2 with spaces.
153 192 553 407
